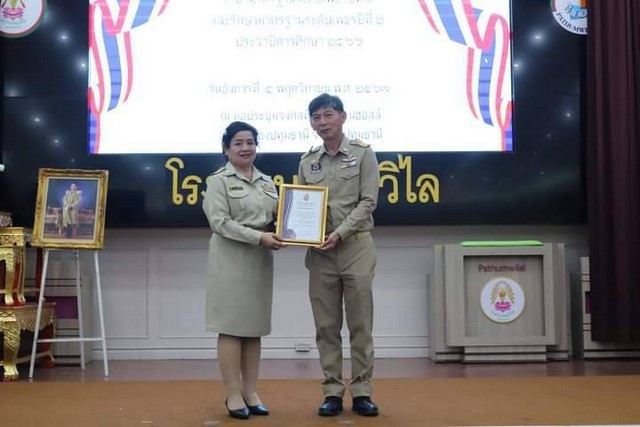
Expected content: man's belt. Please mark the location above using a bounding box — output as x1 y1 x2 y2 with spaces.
341 231 371 243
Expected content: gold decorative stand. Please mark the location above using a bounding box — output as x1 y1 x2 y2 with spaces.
1 227 58 381
0 303 56 381
0 227 29 306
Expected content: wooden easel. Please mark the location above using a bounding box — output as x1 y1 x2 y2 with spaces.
29 249 109 378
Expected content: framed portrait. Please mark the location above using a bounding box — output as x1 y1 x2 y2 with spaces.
32 168 109 249
275 184 328 247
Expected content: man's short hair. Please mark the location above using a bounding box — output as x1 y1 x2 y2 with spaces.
308 93 345 116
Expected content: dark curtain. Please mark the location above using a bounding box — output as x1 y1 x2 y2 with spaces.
587 1 640 341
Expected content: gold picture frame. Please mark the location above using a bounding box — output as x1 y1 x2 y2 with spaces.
275 184 328 247
32 168 109 249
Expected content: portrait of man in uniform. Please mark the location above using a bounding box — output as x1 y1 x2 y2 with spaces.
32 169 109 250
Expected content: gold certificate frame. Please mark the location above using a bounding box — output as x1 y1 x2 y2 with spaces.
276 184 328 247
32 168 109 249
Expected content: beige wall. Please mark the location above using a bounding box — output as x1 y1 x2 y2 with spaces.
27 225 588 360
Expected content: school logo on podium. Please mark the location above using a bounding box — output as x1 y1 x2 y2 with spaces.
0 0 46 38
480 277 526 323
551 0 587 35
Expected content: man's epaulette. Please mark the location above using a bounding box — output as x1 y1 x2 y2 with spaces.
350 139 370 148
301 145 320 159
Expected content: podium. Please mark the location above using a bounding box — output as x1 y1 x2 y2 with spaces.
429 242 569 362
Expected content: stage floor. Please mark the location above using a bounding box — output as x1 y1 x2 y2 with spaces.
24 357 640 382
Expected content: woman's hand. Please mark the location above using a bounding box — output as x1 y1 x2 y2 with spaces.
259 232 287 250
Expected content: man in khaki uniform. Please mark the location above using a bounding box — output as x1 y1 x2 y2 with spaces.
62 182 82 238
298 93 380 417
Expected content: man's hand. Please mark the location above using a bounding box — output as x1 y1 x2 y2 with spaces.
318 232 341 251
260 232 287 250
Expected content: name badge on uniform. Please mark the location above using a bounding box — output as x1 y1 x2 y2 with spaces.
228 185 244 191
311 162 322 173
341 157 357 168
260 183 278 198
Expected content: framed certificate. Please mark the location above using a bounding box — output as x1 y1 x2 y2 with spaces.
276 184 328 246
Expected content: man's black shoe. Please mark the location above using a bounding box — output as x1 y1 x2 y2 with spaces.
352 396 379 417
318 396 343 416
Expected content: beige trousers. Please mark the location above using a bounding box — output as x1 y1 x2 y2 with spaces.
305 235 376 398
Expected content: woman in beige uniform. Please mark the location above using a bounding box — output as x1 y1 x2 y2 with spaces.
202 121 285 420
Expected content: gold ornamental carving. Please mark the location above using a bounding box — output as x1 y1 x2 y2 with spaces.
1 303 57 381
0 227 31 306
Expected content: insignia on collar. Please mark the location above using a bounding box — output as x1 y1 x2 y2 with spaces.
350 139 370 148
301 145 321 159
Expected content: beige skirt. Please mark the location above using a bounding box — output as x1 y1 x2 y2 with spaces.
205 233 273 337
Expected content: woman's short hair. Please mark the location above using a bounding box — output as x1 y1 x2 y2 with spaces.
221 121 259 151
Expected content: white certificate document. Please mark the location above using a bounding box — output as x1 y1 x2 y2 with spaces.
277 184 328 246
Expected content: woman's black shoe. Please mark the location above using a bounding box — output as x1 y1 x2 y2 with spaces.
225 399 250 420
247 403 269 416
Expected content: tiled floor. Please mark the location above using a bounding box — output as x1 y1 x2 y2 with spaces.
24 358 640 383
